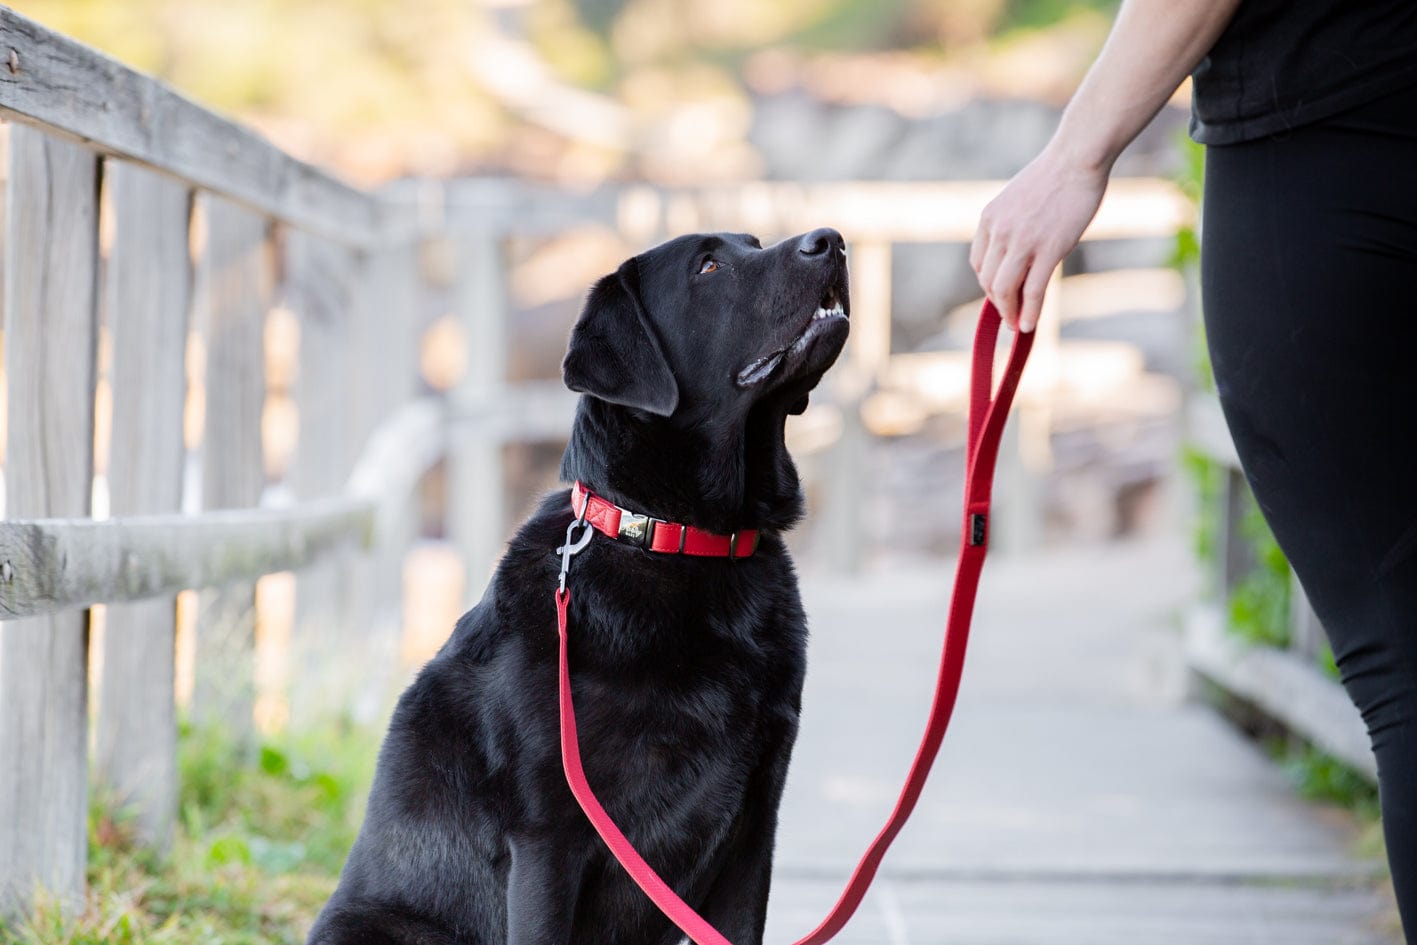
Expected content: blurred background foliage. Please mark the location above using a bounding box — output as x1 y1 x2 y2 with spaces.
12 0 1118 184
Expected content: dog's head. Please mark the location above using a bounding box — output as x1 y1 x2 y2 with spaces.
562 228 849 421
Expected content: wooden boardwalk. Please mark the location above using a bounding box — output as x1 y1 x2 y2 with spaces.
766 536 1400 944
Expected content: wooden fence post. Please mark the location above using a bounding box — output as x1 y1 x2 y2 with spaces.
95 161 191 852
1289 569 1327 663
340 242 420 717
449 230 509 604
363 244 420 630
819 240 890 573
191 194 270 749
285 230 356 724
1219 468 1255 599
0 127 100 918
994 266 1060 555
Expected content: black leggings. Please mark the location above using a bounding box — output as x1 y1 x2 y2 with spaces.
1202 81 1417 935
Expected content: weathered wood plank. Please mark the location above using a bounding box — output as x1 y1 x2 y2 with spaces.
1219 467 1254 597
1 393 446 623
1289 570 1328 664
287 232 358 495
347 397 447 539
448 233 510 602
449 380 578 442
0 123 8 471
1186 606 1376 781
285 230 357 723
332 243 422 711
0 126 99 918
363 244 420 622
0 499 375 620
191 195 268 744
0 8 395 248
94 161 191 851
342 245 421 477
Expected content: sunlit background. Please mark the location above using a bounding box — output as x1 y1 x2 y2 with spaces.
17 0 1124 184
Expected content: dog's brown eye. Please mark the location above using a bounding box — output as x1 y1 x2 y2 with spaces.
699 258 719 274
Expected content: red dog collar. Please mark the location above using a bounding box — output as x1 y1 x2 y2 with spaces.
571 481 759 558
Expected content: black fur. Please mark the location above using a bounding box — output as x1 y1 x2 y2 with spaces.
309 228 850 945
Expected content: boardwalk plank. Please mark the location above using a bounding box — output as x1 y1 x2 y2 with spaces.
770 540 1399 943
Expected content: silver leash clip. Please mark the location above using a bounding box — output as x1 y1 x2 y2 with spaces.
557 511 594 593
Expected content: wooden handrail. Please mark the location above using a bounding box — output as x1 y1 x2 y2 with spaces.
0 397 447 621
0 500 373 621
397 177 1195 242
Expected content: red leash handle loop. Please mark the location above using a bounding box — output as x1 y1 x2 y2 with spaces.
556 300 1032 945
963 300 1035 546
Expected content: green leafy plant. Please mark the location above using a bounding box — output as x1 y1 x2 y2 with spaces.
1270 740 1378 814
1181 446 1221 574
1318 644 1341 681
1226 498 1292 648
2 720 378 945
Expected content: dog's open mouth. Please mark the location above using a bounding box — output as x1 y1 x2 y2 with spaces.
736 285 849 388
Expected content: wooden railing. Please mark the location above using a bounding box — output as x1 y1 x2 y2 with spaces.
0 6 433 915
0 5 1198 920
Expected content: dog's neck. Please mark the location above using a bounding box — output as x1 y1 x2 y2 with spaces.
559 397 806 535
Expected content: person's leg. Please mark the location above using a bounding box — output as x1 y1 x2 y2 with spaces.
1201 82 1417 936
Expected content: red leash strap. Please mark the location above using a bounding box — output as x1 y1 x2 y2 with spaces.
556 300 1033 944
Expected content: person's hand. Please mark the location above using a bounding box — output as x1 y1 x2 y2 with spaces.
970 145 1110 333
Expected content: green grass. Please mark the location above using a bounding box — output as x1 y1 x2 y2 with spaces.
2 720 378 945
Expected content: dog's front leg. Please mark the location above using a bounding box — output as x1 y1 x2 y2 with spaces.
694 721 798 945
506 831 589 945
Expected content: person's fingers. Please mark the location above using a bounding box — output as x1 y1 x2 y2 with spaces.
969 226 988 278
978 235 1009 309
1017 259 1053 334
989 251 1031 331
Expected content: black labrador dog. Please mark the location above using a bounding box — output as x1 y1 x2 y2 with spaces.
309 228 850 945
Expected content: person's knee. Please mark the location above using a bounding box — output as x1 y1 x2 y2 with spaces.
1332 631 1417 756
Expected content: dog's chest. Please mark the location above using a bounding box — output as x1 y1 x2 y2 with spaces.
573 645 772 794
567 585 799 817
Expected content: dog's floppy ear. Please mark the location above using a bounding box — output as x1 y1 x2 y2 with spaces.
562 258 679 416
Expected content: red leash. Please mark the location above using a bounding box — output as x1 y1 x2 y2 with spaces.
554 300 1033 944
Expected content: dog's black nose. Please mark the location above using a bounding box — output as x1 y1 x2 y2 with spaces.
797 227 843 258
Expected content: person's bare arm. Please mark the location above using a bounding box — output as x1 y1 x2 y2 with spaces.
970 0 1242 333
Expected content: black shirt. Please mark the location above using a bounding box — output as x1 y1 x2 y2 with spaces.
1190 0 1417 145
